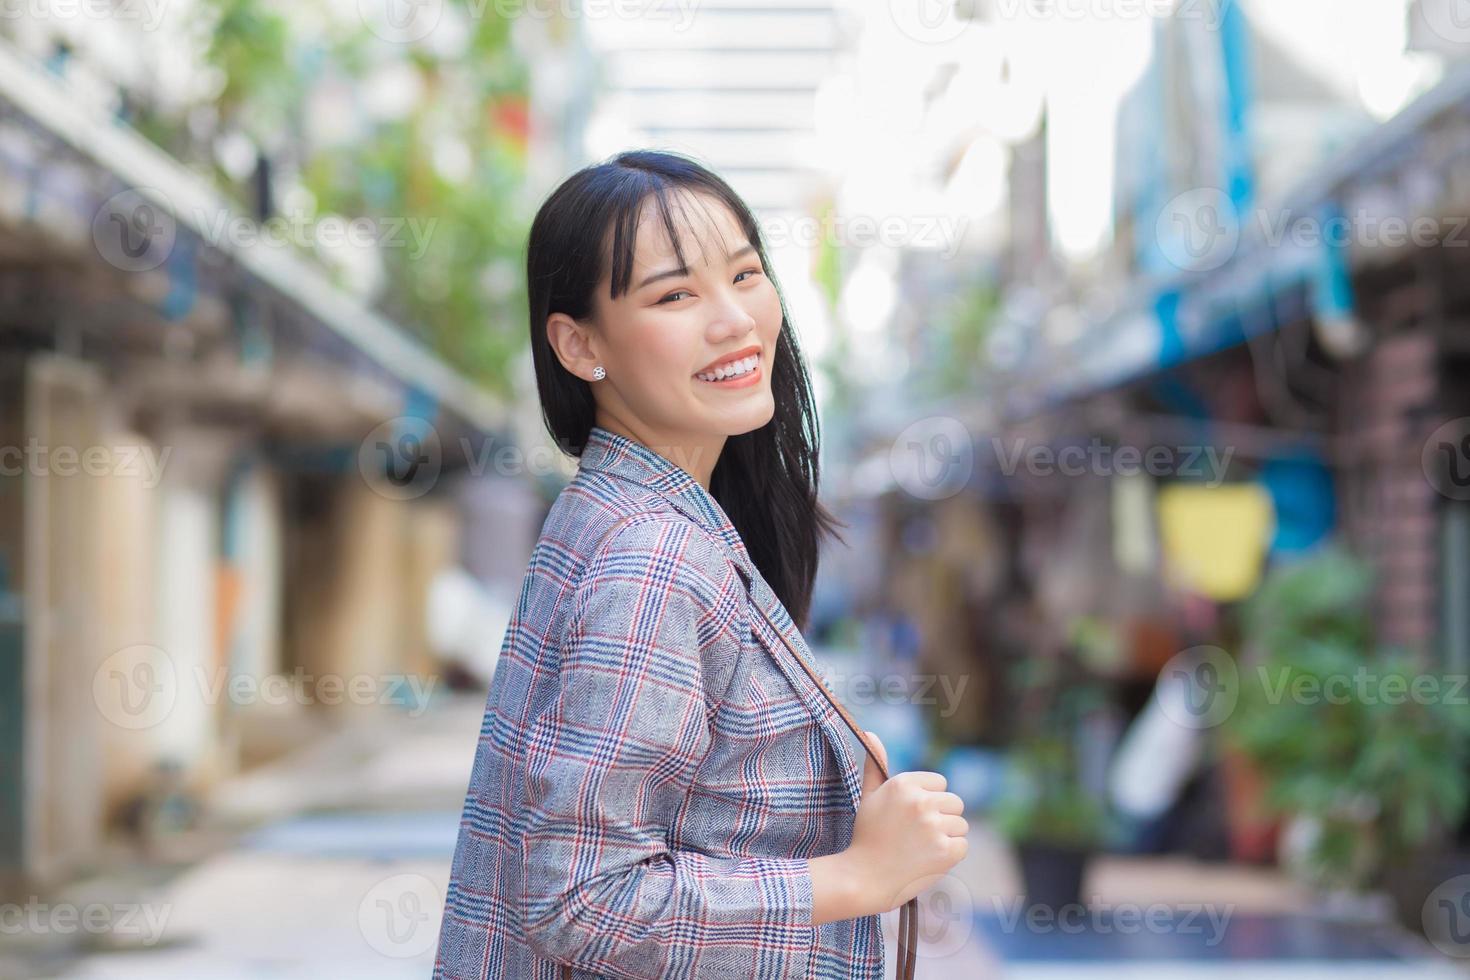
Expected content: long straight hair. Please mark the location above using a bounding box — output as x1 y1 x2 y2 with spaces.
526 149 844 628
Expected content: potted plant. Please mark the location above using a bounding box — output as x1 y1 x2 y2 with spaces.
1225 545 1470 915
992 733 1108 912
991 644 1110 913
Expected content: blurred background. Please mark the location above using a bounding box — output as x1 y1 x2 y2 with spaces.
1 0 1470 976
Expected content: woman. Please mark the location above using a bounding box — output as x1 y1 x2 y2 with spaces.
434 149 968 979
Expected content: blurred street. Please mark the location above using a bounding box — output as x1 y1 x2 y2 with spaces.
4 0 1470 975
4 678 1462 979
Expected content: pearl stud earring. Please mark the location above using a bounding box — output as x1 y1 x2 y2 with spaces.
592 365 606 380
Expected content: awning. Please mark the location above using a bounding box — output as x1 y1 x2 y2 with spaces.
1000 61 1470 421
0 38 504 440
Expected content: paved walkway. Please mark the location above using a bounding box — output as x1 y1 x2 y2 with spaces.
884 811 1464 979
3 692 1464 978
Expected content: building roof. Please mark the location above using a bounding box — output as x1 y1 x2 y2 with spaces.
0 37 504 437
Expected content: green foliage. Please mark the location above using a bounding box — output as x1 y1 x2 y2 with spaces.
189 0 534 394
992 734 1108 850
1227 545 1470 889
810 206 844 315
203 0 293 118
1237 542 1374 661
991 646 1110 850
927 279 998 396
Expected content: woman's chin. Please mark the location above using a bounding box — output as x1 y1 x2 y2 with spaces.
682 396 773 438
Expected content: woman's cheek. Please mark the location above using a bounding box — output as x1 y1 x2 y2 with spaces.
754 291 783 339
630 322 686 378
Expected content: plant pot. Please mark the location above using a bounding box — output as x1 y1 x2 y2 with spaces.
1016 841 1091 913
1381 845 1470 937
1221 745 1279 863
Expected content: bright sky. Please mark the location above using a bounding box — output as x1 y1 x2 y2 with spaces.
556 0 1454 380
831 0 1439 261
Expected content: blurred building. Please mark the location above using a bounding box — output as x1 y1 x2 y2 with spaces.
0 36 515 892
988 1 1470 661
898 0 1470 879
822 1 1470 880
578 0 853 213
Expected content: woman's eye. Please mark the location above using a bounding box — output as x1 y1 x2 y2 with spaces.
659 270 760 304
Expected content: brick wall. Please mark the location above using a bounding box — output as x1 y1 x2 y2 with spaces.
1340 329 1440 652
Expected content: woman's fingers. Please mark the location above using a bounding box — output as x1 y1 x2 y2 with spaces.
936 814 969 838
933 791 966 815
860 731 889 796
896 770 947 792
862 730 888 770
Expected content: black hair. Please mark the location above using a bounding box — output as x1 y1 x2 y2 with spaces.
526 148 845 628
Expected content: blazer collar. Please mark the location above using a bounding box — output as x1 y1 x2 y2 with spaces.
577 425 757 578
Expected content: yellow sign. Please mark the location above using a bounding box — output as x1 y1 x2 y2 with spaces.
1157 484 1276 601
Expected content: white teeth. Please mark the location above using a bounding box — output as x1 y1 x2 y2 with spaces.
697 354 758 382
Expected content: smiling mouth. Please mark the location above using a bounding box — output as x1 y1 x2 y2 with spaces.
694 350 761 383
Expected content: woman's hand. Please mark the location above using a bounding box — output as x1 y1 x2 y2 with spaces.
846 730 969 913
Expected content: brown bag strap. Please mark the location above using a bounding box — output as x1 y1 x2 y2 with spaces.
742 590 920 980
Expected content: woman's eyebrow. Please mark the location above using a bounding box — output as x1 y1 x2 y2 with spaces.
635 243 757 290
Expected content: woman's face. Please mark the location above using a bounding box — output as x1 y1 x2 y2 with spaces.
553 189 783 456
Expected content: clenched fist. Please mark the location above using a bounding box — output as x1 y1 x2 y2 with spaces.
848 730 969 911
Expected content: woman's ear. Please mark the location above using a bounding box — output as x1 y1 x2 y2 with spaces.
546 312 600 382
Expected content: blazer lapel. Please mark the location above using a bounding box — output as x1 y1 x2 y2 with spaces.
732 561 864 815
576 426 864 814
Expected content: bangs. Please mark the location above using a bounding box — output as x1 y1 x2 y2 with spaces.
600 171 757 302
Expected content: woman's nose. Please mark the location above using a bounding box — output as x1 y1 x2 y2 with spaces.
708 291 758 339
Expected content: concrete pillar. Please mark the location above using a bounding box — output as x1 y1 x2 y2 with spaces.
22 354 104 885
93 428 161 819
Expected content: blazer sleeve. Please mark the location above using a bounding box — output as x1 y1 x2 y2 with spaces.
519 515 817 978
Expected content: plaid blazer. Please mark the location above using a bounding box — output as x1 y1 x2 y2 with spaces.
434 425 884 979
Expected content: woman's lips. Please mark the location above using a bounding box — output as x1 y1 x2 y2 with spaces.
694 352 762 389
